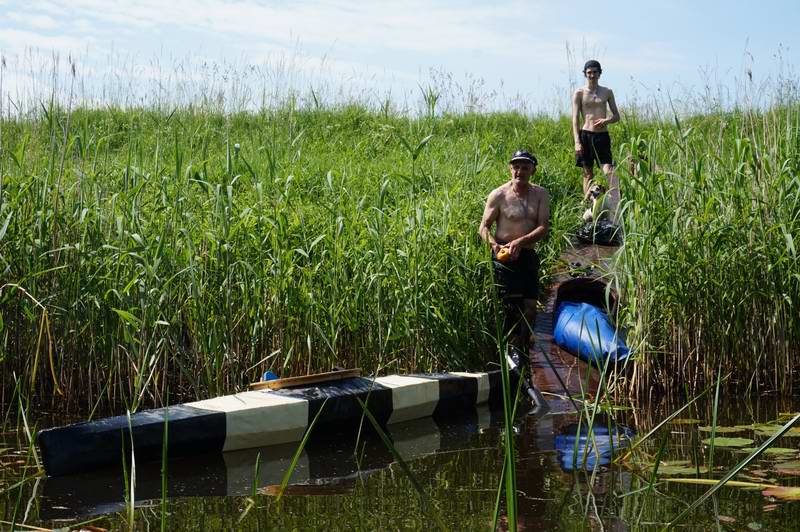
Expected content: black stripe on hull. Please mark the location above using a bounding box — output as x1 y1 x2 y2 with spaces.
37 405 226 477
276 377 393 434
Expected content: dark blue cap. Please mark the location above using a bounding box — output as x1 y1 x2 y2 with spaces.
509 150 537 166
583 59 602 72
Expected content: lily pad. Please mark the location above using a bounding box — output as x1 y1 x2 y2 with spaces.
775 461 800 476
698 425 745 434
737 472 776 484
762 486 800 500
703 437 754 448
739 447 798 457
752 425 786 436
657 464 709 475
752 426 800 437
669 418 701 425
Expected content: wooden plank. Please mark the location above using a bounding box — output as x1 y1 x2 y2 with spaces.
249 369 362 391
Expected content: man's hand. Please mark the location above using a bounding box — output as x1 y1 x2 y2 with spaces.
592 118 608 128
506 240 522 261
575 143 583 157
490 241 502 255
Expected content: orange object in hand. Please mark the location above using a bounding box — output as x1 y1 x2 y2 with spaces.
496 247 511 263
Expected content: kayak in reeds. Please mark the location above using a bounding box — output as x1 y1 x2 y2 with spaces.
38 370 509 477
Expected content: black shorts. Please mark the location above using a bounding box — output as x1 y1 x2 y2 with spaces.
492 247 539 301
576 129 614 168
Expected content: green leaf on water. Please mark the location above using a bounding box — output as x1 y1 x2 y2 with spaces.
636 459 709 476
657 463 710 476
762 486 800 500
739 447 798 457
752 425 784 436
702 437 754 447
668 418 701 425
753 426 800 437
774 461 800 476
698 425 745 433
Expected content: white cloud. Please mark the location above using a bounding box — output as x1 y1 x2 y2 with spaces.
7 12 60 30
0 28 94 53
24 0 549 54
0 0 791 113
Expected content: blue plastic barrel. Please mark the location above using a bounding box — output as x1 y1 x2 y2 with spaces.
553 302 629 366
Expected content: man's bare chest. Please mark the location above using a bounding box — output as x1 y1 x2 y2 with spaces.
582 90 607 109
502 193 535 221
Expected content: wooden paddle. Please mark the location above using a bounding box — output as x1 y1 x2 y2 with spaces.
249 368 362 391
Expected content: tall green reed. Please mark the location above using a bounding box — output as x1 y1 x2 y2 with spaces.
1 69 798 414
615 104 800 395
0 104 574 411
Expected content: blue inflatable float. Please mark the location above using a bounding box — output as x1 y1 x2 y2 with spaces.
553 301 629 366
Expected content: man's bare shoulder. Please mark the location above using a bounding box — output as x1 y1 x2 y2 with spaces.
573 88 585 98
529 184 549 196
488 182 510 199
597 85 614 98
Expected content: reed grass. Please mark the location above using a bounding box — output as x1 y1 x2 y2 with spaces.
615 103 800 394
0 56 798 414
0 101 579 411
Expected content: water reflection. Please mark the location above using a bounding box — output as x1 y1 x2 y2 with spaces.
14 396 800 530
554 419 634 471
39 408 499 520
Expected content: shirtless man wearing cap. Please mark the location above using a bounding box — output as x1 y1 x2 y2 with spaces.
573 60 620 215
479 150 550 354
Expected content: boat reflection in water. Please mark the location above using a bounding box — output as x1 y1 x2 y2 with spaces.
40 407 501 520
554 418 634 471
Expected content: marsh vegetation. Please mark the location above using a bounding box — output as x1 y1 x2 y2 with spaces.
0 54 798 529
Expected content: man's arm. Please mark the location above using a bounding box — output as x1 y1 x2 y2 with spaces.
571 89 583 152
606 89 620 124
479 190 502 253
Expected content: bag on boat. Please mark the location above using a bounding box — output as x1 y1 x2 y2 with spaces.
575 220 622 246
553 301 629 365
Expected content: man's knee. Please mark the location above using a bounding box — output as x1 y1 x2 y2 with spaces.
521 299 537 327
502 297 525 333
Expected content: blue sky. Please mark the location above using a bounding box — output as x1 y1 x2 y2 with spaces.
0 0 797 113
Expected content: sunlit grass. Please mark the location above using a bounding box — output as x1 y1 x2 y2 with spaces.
0 57 798 414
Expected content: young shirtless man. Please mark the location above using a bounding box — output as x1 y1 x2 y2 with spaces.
572 60 620 215
479 150 550 355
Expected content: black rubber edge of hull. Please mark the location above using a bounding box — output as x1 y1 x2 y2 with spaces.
38 370 512 477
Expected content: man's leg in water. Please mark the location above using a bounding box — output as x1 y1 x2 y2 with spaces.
503 297 536 355
519 298 537 354
504 296 547 412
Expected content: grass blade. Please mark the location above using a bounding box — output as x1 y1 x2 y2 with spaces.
274 398 328 502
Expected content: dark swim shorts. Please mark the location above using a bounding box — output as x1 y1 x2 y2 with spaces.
492 247 539 300
575 129 614 168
